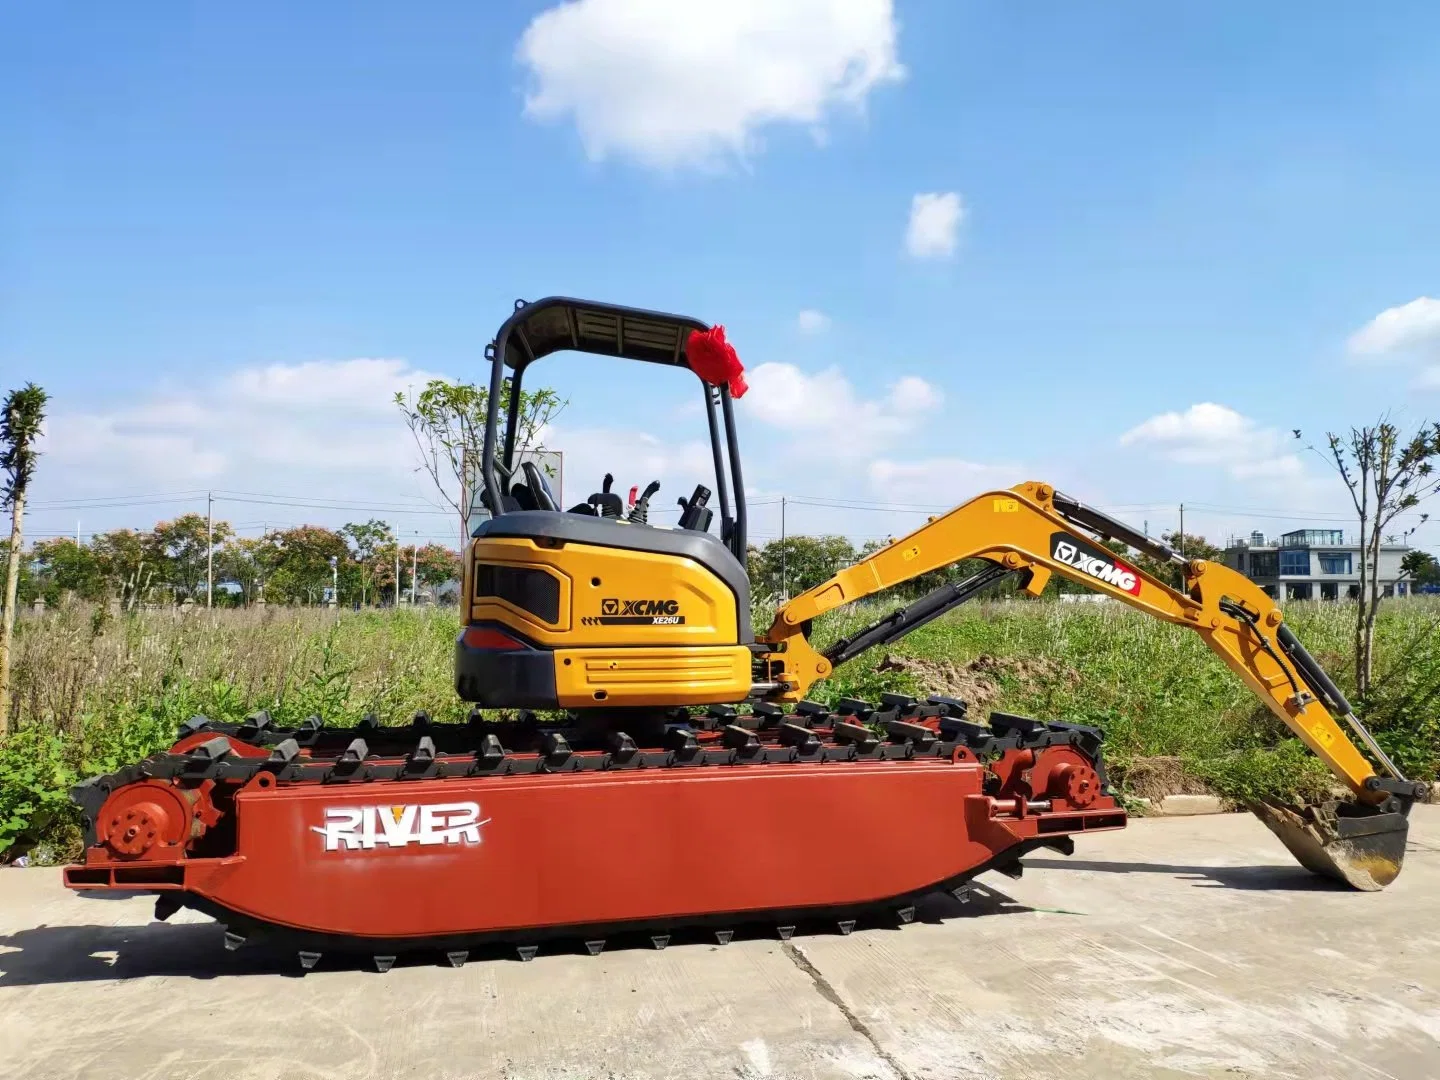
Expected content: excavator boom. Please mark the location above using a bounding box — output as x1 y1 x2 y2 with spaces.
762 480 1424 889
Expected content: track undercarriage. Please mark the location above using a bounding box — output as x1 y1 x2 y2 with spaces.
65 697 1125 970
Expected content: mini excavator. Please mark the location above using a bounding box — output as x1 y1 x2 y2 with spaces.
65 297 1426 969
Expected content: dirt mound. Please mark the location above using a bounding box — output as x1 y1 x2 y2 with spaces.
876 652 1082 712
1112 756 1213 802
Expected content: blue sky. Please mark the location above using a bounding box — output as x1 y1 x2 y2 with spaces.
4 1 1439 553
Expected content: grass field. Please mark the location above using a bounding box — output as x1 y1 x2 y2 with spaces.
3 597 1437 861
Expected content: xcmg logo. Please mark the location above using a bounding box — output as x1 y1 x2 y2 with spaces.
603 598 679 616
311 802 488 852
1050 533 1143 596
587 598 686 626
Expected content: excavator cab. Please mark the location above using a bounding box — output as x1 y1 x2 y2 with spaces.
456 297 758 712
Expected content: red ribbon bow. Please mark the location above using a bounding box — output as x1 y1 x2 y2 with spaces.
685 325 748 399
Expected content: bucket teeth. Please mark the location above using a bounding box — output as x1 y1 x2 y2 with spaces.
837 919 856 935
298 951 321 971
650 934 670 950
951 885 973 903
896 906 916 924
374 955 396 973
516 945 539 962
714 930 734 945
584 940 606 956
777 925 795 941
223 931 246 952
446 950 468 968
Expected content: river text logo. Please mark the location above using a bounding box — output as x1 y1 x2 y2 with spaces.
312 802 487 852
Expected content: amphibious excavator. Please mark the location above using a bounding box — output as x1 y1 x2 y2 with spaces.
65 297 1425 969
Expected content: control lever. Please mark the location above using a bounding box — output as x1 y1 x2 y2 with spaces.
588 473 624 518
678 484 714 532
628 481 661 525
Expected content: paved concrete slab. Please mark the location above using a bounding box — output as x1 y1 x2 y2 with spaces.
2 808 1437 1080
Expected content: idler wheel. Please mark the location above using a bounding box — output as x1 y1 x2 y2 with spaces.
1051 763 1100 808
100 782 192 859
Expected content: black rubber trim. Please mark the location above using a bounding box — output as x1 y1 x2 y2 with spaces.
454 636 559 709
475 511 751 641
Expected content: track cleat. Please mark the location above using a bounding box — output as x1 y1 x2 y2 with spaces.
374 955 396 973
516 945 539 962
298 951 321 971
714 930 734 945
837 919 856 935
584 940 606 956
650 934 670 950
446 951 469 968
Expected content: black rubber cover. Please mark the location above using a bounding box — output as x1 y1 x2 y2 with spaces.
475 511 751 641
454 635 559 709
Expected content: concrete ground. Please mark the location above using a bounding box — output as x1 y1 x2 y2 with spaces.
2 808 1438 1080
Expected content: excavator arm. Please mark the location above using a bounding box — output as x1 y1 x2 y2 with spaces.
760 481 1423 889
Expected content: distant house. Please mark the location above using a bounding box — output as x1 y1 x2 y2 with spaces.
1223 528 1413 601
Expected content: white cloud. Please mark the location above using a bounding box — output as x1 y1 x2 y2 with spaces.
1347 297 1440 358
1413 365 1440 391
797 309 831 334
741 362 942 439
904 192 964 259
32 357 729 540
517 0 904 169
1119 402 1303 480
867 456 1018 503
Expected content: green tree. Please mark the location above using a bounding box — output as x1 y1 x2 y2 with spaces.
1400 549 1440 588
263 526 348 604
216 536 271 606
413 543 461 590
396 379 565 545
1306 418 1440 697
341 519 395 606
752 535 857 598
92 529 154 611
150 513 233 602
30 538 106 604
1 382 48 733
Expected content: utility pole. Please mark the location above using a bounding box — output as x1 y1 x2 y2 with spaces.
780 496 788 600
393 523 401 607
1179 503 1185 558
411 533 418 607
76 519 81 545
206 492 214 609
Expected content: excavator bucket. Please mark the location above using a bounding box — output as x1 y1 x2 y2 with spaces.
1247 798 1409 892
